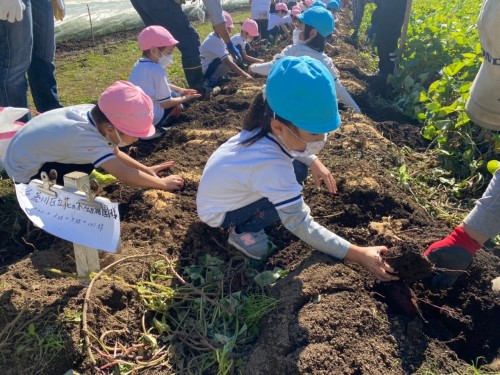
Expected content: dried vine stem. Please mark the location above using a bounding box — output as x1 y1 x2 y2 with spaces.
83 254 159 365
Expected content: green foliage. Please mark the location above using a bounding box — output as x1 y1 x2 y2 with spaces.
130 256 280 374
390 0 499 198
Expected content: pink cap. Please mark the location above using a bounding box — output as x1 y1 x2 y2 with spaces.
242 18 259 37
223 11 234 28
138 25 179 51
98 81 155 138
292 5 302 15
305 0 313 6
275 3 288 11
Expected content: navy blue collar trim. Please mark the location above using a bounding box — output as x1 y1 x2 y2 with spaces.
87 111 96 127
265 134 293 158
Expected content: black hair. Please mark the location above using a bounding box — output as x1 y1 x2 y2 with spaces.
241 92 294 145
304 24 327 52
90 104 111 125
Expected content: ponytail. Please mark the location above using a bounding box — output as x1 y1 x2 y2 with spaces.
241 92 294 145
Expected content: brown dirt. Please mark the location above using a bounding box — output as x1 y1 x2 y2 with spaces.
1 10 499 375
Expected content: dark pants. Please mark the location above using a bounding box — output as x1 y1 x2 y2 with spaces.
32 162 94 185
157 91 180 127
373 0 408 75
130 0 202 84
221 160 308 233
255 19 269 40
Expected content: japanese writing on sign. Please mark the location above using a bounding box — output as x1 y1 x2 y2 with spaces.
14 182 120 253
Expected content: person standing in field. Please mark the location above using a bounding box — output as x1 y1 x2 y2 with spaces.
371 0 408 76
423 0 500 290
0 0 66 122
130 0 243 96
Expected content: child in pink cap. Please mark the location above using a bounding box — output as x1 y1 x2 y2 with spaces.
268 3 291 40
200 11 252 87
129 26 201 138
5 81 184 192
230 19 265 67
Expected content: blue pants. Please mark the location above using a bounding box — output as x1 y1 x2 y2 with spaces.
221 160 308 233
130 0 202 72
0 0 61 122
157 91 180 127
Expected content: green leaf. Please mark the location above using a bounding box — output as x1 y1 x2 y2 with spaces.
419 91 429 102
199 254 224 267
487 160 500 175
253 267 284 287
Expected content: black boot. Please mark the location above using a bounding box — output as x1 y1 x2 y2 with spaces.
183 66 205 92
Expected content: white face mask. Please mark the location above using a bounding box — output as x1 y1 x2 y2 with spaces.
107 128 131 148
158 53 173 68
279 127 327 158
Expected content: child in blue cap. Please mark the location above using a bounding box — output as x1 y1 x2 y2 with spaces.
197 56 397 281
249 6 361 113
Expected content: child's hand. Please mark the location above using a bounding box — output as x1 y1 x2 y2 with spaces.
181 88 199 96
346 246 399 282
185 93 202 101
244 73 253 80
310 159 337 194
147 161 176 177
161 174 185 191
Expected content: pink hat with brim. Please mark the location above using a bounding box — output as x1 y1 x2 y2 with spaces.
292 6 302 15
138 25 179 51
98 81 155 138
275 3 288 11
223 11 234 28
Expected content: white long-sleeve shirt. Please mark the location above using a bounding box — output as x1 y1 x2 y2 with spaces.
250 43 362 113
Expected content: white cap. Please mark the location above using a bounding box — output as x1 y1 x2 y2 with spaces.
465 0 500 131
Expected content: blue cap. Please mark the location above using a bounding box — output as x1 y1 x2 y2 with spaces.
311 1 326 8
296 6 334 37
266 56 340 133
327 0 340 10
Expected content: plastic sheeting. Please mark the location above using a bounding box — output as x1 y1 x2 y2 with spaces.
55 0 248 42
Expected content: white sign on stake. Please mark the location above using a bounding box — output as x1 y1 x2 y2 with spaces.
15 181 120 253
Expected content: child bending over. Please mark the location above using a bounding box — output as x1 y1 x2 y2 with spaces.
196 56 397 281
129 26 201 136
200 11 252 87
230 19 265 66
250 6 361 113
5 81 184 191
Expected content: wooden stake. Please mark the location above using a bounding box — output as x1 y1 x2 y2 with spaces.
63 172 101 279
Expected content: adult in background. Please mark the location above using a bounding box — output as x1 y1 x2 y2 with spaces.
0 0 65 122
371 0 407 76
423 0 500 290
130 0 242 96
349 0 369 46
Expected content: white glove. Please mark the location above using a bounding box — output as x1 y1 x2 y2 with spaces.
0 0 25 23
52 0 65 21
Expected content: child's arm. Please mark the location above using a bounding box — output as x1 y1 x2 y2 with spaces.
242 50 264 64
335 79 361 113
159 93 202 109
222 56 252 79
100 155 184 191
277 201 398 281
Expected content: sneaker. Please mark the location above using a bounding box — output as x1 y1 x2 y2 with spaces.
228 228 275 260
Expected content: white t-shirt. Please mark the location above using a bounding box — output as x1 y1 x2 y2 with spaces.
230 34 247 52
197 129 303 227
200 32 230 74
128 58 171 126
283 13 293 26
4 105 116 184
268 13 285 30
251 0 271 19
